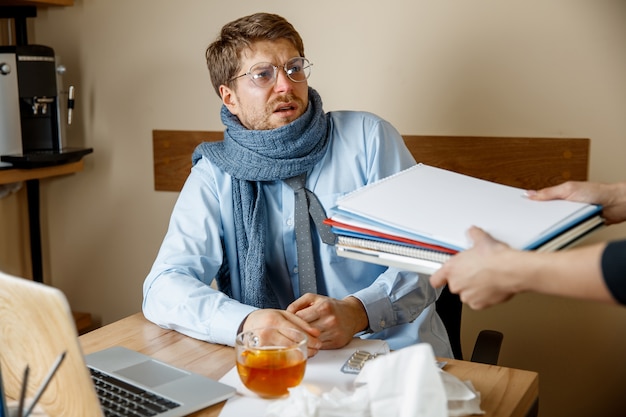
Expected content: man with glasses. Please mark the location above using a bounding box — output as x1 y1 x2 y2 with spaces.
143 12 452 358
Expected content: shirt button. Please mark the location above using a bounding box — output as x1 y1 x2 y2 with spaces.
287 218 294 226
379 320 386 328
294 267 298 274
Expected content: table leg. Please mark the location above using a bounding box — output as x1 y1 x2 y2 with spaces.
26 179 43 283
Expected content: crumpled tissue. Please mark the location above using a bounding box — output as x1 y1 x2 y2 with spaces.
265 343 484 417
439 371 485 417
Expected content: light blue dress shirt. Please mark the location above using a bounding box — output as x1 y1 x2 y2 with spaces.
142 111 453 357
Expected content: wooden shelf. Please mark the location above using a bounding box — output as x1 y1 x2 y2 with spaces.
2 160 93 335
0 159 84 184
0 0 73 6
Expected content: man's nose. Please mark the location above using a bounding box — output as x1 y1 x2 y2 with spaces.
273 68 294 93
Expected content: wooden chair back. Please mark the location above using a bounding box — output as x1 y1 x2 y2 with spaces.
153 130 589 192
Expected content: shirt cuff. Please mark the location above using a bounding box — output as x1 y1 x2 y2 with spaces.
351 283 395 333
211 302 258 346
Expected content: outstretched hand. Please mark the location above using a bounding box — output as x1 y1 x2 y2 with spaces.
528 180 626 225
430 226 520 310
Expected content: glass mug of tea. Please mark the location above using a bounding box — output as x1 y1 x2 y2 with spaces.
235 327 308 398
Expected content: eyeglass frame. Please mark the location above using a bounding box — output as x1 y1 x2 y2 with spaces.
229 57 313 88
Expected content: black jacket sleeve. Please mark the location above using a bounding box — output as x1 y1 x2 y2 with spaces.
601 239 626 305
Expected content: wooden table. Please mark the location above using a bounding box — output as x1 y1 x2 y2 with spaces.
80 313 539 417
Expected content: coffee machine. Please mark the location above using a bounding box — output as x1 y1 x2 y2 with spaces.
0 43 90 168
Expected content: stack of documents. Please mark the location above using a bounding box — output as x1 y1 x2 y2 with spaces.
327 163 604 274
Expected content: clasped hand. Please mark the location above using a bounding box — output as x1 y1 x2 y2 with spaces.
241 294 368 357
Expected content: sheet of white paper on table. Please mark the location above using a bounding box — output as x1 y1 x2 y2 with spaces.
218 338 389 417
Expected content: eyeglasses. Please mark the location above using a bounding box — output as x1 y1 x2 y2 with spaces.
230 57 312 88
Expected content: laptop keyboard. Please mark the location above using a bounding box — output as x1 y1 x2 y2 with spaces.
90 368 181 417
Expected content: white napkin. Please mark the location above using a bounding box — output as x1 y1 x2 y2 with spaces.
439 371 485 416
265 343 485 417
353 343 447 417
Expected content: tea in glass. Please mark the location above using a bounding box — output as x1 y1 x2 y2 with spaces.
235 327 307 398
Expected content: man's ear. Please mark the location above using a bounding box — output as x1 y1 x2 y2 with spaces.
220 85 238 114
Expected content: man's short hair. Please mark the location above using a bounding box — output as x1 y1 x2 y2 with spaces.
205 13 305 97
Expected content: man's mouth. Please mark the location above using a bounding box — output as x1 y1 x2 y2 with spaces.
274 103 296 113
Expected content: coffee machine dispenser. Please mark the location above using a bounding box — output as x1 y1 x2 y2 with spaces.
0 44 89 168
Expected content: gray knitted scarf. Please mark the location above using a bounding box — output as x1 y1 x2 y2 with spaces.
192 87 329 308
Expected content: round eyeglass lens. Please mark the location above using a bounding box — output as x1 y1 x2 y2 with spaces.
249 64 276 87
284 57 311 82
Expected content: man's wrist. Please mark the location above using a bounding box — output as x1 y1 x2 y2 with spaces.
344 296 369 334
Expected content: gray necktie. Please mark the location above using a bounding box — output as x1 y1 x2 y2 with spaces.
285 173 335 296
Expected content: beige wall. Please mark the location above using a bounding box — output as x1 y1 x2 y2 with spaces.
1 1 625 416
